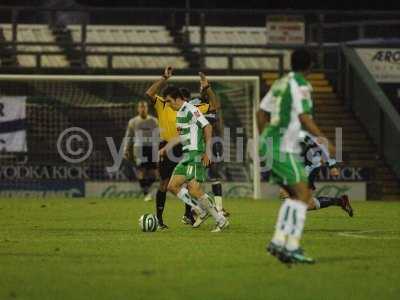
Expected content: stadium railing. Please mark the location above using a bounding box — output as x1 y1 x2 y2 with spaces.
0 47 285 73
339 44 400 180
1 7 400 74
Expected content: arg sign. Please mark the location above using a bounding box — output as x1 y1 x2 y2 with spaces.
356 48 400 83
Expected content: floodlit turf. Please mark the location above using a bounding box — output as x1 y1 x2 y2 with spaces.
0 198 399 300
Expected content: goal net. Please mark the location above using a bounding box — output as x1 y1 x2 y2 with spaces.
0 75 260 198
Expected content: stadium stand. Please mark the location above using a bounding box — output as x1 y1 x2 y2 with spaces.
0 23 291 71
0 24 69 67
186 26 291 70
67 25 188 69
0 28 18 67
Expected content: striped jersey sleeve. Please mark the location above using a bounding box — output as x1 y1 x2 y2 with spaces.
291 76 313 115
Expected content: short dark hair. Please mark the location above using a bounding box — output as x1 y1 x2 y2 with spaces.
163 85 183 99
179 87 191 99
291 48 313 72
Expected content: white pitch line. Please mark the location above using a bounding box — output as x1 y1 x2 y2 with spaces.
337 230 400 240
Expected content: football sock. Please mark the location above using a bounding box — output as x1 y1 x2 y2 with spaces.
212 181 223 212
177 187 202 212
199 193 223 223
156 190 166 225
184 204 195 223
271 198 293 246
286 200 308 251
316 196 340 208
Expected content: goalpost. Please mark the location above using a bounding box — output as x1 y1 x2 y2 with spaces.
0 74 261 199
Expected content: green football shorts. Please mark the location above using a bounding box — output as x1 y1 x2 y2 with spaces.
172 151 206 182
259 128 308 186
260 148 308 186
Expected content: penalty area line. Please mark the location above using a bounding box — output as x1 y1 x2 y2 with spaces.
337 230 400 240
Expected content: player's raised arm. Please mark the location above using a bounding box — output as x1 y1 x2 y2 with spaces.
145 66 173 103
199 72 220 111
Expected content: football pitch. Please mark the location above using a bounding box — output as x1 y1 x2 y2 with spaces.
0 198 399 300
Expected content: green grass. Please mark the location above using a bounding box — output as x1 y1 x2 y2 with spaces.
0 198 399 300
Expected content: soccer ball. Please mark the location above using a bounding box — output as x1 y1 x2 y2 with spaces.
139 213 158 232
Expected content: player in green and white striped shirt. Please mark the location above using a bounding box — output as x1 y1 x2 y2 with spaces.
162 86 229 233
258 48 336 264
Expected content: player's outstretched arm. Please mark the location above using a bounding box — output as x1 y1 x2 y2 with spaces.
145 66 173 103
199 72 220 111
299 113 336 157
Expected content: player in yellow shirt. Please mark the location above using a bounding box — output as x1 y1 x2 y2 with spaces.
145 66 219 229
